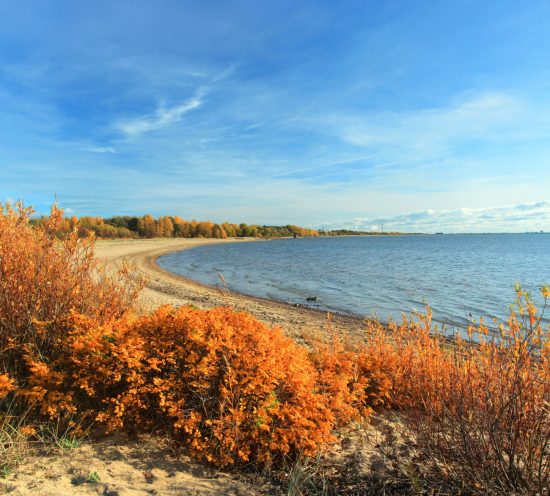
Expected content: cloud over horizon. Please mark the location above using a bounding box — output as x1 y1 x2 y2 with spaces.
318 202 550 233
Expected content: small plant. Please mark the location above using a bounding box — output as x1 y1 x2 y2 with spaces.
58 437 81 451
71 470 101 485
0 399 34 480
0 463 11 480
32 415 89 452
285 455 323 496
87 471 101 483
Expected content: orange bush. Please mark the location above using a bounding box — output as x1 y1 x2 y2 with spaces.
15 306 358 467
0 202 142 383
65 306 342 467
359 294 550 495
308 332 392 425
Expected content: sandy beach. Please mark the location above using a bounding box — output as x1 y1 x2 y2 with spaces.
94 237 367 341
2 238 381 496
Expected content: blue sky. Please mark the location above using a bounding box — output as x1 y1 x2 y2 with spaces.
1 0 550 232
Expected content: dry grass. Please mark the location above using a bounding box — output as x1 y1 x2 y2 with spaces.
353 295 550 495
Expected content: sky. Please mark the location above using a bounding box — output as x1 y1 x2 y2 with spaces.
1 0 550 232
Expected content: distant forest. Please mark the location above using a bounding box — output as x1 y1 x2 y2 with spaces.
31 214 319 239
31 214 404 239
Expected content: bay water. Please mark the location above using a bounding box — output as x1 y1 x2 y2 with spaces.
158 234 550 329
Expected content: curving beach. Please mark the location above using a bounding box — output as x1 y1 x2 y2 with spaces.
3 239 370 496
94 237 366 341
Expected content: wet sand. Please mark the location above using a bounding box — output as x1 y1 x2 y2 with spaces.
94 237 367 341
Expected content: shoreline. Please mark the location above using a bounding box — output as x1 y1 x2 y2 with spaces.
94 237 367 340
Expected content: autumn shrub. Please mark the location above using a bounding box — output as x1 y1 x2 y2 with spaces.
360 291 550 495
307 331 393 426
22 306 357 468
0 201 142 397
135 306 338 467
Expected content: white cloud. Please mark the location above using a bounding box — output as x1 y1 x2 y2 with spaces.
84 146 117 154
117 95 202 137
319 201 550 233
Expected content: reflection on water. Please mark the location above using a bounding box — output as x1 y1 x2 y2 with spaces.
158 234 550 329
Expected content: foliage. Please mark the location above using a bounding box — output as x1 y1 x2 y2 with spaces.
308 332 392 426
32 214 319 240
18 306 382 468
359 294 550 495
0 201 143 389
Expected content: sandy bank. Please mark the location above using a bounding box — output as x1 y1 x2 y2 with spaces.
2 239 400 496
94 237 366 340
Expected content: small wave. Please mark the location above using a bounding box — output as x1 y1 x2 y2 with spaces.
158 235 550 326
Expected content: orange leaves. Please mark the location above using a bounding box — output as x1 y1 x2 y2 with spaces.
18 353 76 418
0 373 14 399
357 296 550 493
0 200 143 383
130 306 338 467
9 306 348 468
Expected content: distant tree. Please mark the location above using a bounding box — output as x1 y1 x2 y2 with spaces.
212 224 227 239
138 215 158 238
158 216 174 237
127 217 140 233
222 222 236 237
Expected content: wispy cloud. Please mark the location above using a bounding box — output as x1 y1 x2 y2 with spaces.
325 92 524 151
2 2 550 227
83 146 117 154
319 202 550 233
116 94 203 137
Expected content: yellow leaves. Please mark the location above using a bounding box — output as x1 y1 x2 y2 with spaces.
25 358 50 378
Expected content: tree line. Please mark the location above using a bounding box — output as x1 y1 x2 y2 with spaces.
31 214 320 239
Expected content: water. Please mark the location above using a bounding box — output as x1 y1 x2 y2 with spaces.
158 234 550 328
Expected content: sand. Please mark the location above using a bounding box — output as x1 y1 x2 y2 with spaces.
93 237 367 341
1 238 388 496
1 436 278 495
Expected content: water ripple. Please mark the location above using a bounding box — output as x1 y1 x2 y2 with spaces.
158 234 550 328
